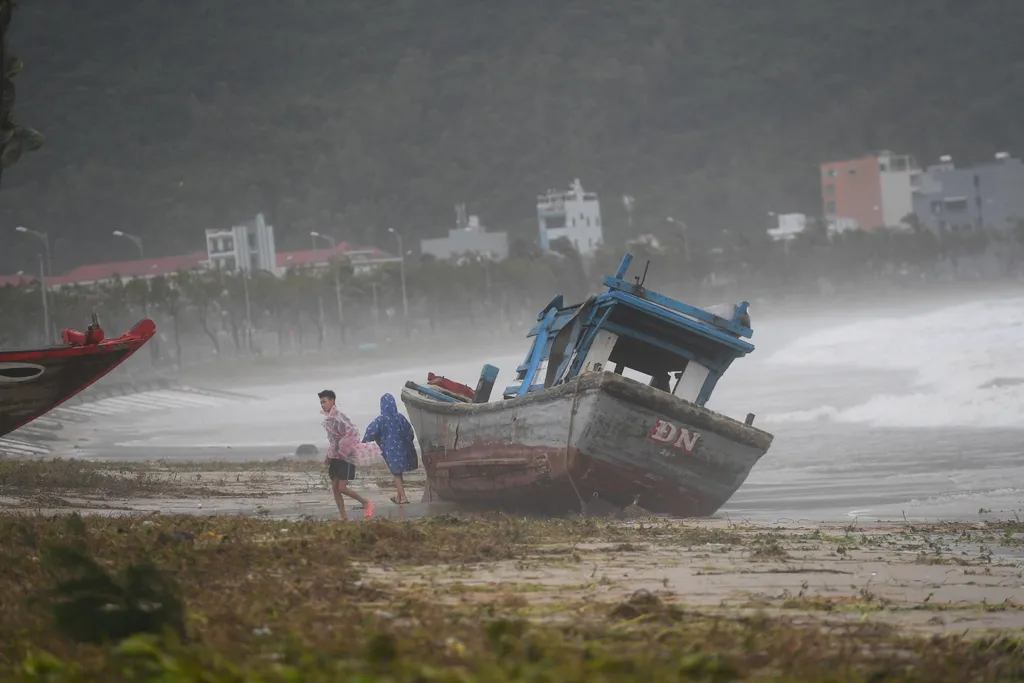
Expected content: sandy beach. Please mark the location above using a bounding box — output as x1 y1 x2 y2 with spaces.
2 457 1022 642
368 519 1024 635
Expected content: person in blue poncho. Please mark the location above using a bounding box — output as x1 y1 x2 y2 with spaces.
362 392 419 505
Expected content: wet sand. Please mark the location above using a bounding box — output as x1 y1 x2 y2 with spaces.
0 460 435 520
2 461 1021 638
365 518 1024 635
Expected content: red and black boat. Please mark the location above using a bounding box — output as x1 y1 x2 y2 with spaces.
0 315 156 438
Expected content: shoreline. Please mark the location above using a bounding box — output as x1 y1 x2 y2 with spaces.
2 460 1022 678
1 457 1020 527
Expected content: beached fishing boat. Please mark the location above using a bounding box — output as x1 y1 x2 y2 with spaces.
0 315 156 439
400 253 774 518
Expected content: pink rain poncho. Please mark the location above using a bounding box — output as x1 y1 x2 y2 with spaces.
321 405 382 466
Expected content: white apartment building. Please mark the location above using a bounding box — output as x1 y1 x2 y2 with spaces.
205 212 278 274
537 178 604 256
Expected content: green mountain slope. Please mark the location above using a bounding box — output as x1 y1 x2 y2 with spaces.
2 0 1023 273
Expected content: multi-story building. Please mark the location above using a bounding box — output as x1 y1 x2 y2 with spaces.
420 207 509 261
912 152 1024 234
820 150 920 231
537 178 603 256
205 212 278 274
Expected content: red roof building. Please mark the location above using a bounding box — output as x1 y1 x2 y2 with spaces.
1 242 401 289
276 242 352 268
45 251 210 288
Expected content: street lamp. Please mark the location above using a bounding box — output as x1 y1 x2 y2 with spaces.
15 226 51 276
112 230 145 259
310 231 346 342
112 230 148 318
15 227 52 341
36 254 49 344
387 227 409 321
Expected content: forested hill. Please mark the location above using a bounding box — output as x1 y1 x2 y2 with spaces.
2 0 1023 274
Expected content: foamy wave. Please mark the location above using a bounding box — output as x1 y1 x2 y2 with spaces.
761 406 840 424
766 297 1024 429
899 486 1024 507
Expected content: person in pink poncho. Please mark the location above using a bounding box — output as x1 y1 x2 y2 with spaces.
318 389 381 520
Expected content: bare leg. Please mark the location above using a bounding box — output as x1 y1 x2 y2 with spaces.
331 478 348 520
393 473 409 503
336 479 370 507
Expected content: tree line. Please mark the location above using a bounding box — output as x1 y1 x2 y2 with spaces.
2 227 1020 366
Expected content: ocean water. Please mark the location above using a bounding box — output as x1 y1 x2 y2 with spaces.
711 294 1024 522
89 291 1024 523
761 297 1024 430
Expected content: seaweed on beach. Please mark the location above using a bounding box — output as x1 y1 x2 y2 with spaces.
0 458 221 500
1 513 1023 681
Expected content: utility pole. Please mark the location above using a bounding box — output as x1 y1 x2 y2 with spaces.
112 229 145 259
113 230 148 317
16 226 51 276
15 227 53 340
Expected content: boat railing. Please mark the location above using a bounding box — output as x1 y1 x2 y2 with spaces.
604 254 753 339
498 253 759 405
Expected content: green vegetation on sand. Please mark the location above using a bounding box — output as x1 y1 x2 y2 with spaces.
2 513 1023 681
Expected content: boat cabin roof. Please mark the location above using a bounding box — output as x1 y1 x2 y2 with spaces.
503 253 756 404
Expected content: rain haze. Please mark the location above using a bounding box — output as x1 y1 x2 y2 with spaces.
2 3 1024 676
6 3 1024 679
1 0 1022 523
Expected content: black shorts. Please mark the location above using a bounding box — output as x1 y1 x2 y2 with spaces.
328 458 355 481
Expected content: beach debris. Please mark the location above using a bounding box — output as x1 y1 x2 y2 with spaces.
610 588 680 620
445 636 467 658
156 530 195 545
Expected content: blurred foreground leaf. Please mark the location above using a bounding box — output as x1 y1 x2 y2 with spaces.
44 544 185 645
